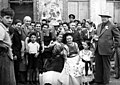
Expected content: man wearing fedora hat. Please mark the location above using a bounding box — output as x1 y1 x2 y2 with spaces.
93 12 120 85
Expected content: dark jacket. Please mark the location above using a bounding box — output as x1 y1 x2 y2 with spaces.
12 28 22 60
95 21 120 55
72 30 83 50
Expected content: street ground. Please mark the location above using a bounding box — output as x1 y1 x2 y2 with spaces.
17 61 120 85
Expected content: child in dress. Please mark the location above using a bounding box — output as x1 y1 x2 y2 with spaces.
79 40 94 85
27 32 40 84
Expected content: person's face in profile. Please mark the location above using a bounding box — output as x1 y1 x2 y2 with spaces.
82 42 89 50
1 15 13 27
15 22 22 29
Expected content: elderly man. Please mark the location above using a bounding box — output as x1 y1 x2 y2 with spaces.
93 12 120 85
0 7 16 85
19 16 32 84
21 16 32 41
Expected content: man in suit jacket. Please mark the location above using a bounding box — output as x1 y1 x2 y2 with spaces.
93 12 120 85
81 21 95 41
69 21 83 50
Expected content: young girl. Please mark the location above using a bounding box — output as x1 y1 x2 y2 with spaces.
79 40 94 85
27 32 40 84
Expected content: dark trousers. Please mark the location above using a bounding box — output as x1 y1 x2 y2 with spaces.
95 51 111 84
114 47 120 78
19 53 28 83
0 51 16 85
14 52 22 83
14 60 20 83
27 54 39 82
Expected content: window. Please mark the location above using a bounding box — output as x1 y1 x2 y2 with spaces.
9 0 33 3
107 0 120 1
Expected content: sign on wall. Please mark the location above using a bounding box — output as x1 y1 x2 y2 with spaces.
37 0 62 24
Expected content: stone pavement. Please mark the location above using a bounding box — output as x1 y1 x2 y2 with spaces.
109 78 120 85
17 61 120 85
17 78 120 85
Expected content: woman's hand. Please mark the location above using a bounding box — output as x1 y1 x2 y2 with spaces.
93 35 99 41
48 40 56 47
13 55 17 60
44 46 48 48
35 52 39 58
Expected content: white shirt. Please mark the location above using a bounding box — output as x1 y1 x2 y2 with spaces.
0 23 12 46
79 49 92 61
28 42 40 54
0 23 13 59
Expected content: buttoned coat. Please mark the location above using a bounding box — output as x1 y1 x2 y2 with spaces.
95 21 120 55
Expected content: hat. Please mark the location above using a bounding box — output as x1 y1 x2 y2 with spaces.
69 14 75 19
99 11 111 18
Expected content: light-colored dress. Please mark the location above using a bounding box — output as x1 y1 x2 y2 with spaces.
59 42 84 85
79 49 94 83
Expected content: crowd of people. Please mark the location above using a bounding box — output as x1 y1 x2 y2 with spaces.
0 7 120 85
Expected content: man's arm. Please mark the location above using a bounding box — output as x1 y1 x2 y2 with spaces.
112 25 120 48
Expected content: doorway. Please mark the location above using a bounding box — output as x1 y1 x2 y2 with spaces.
10 2 33 22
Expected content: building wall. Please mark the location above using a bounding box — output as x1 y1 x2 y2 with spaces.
90 0 107 26
0 0 9 12
63 0 89 22
1 0 120 25
107 1 120 24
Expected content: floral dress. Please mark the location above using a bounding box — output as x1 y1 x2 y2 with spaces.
59 42 85 85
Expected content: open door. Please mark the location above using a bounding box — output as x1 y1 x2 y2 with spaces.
10 2 33 22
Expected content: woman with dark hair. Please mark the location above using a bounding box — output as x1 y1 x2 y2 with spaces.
62 22 72 34
81 19 86 28
59 33 84 85
12 19 22 83
39 33 66 85
69 14 75 22
34 22 44 74
41 23 54 72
